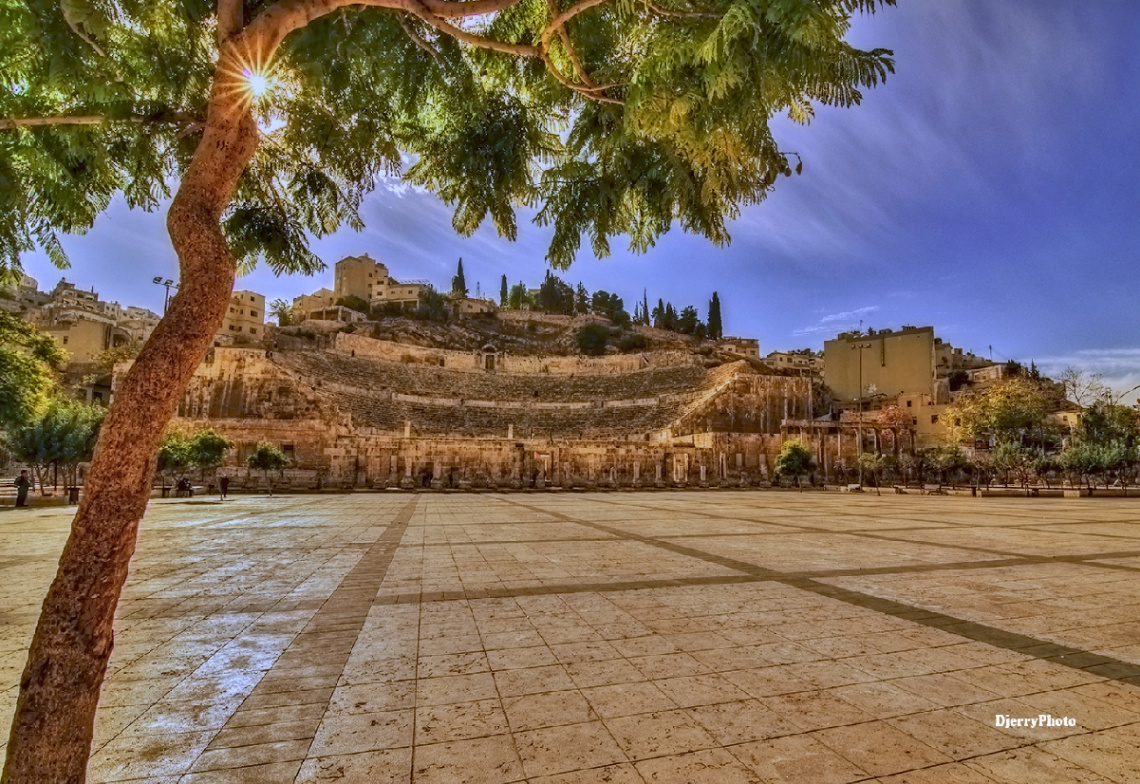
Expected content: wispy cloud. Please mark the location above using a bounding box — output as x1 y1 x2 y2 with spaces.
793 305 879 336
1036 348 1140 404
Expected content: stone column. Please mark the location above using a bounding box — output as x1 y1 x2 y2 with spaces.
508 423 514 440
431 459 443 490
404 420 411 438
400 455 414 489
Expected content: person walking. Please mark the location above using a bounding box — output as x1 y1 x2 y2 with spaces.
219 475 229 500
15 470 31 508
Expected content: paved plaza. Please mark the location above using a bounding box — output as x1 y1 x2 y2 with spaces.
2 491 1140 782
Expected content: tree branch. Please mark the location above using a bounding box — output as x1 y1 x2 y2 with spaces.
0 112 203 131
398 13 442 61
641 0 717 18
218 0 245 45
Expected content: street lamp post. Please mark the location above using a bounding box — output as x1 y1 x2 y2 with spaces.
152 277 177 314
851 341 873 486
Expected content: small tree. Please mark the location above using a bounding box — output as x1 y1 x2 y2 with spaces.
499 275 508 308
775 440 815 489
508 282 533 310
269 298 294 326
247 442 289 496
6 399 105 496
451 258 468 298
336 294 372 315
0 312 66 430
187 429 235 483
577 323 611 356
707 292 723 340
156 431 194 489
992 441 1035 495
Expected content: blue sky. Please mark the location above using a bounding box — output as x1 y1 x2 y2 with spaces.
17 1 1140 400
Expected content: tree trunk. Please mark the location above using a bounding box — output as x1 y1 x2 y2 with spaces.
2 74 258 783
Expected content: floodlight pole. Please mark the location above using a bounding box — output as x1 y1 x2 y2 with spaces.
852 341 873 486
152 277 178 314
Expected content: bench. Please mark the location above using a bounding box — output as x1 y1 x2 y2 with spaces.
922 483 944 495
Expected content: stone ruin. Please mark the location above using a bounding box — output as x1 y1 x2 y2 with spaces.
133 332 832 490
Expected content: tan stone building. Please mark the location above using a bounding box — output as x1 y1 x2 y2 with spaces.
292 288 337 321
716 338 760 359
332 254 428 311
763 351 822 375
824 326 945 406
41 312 129 363
218 290 265 342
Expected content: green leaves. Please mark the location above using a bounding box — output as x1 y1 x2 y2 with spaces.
3 0 898 278
0 312 65 428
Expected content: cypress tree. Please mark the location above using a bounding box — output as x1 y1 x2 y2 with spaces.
708 292 723 340
451 258 468 298
499 275 508 307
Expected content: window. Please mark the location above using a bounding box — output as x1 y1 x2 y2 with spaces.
236 326 242 332
228 325 234 331
63 336 69 344
906 400 912 408
250 328 257 335
250 310 258 318
931 415 939 424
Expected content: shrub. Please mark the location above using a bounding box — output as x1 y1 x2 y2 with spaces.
618 332 649 352
577 323 610 356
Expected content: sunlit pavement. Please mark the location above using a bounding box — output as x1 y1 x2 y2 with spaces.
2 492 1140 782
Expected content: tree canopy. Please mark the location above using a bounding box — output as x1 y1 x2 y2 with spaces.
0 312 66 428
3 0 896 277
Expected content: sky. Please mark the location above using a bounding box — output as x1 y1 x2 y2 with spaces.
16 1 1140 401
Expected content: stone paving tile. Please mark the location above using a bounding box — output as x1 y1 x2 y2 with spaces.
3 492 1140 781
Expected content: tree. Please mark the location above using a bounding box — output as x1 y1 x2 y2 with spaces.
1 0 899 775
451 258 468 298
269 298 294 326
943 377 1050 449
156 431 194 488
415 286 451 322
1060 367 1110 408
186 429 235 479
0 312 66 430
508 281 532 310
5 399 105 496
499 275 508 308
335 294 371 314
641 290 650 328
775 440 815 488
575 283 589 315
676 304 700 335
577 322 610 356
536 270 575 314
246 441 289 496
707 292 722 340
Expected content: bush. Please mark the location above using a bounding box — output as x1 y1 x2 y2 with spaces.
577 323 610 356
617 332 649 352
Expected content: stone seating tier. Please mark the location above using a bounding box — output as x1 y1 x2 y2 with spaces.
270 350 739 437
272 350 721 404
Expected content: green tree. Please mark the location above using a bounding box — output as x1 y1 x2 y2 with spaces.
5 399 105 496
536 270 575 314
187 429 235 478
577 322 610 356
451 258 468 298
415 286 451 322
641 290 650 327
335 294 371 314
943 377 1050 449
676 304 700 335
0 312 66 429
269 298 294 326
707 292 722 340
247 440 290 496
0 0 899 774
508 281 532 310
775 440 815 488
499 275 508 308
156 431 194 487
575 283 589 315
